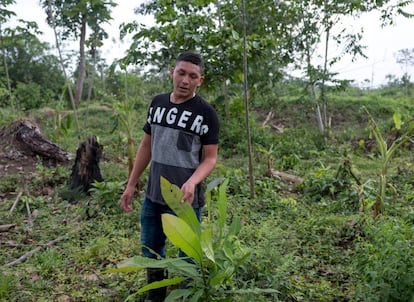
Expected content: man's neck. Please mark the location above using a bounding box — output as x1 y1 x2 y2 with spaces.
170 92 195 104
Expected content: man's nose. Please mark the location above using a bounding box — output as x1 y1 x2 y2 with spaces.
182 74 190 84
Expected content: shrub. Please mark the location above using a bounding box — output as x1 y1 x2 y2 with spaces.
353 217 414 301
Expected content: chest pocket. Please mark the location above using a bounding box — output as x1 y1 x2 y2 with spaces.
177 132 194 152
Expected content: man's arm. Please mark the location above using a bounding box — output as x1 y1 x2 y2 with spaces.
120 133 152 212
181 144 218 204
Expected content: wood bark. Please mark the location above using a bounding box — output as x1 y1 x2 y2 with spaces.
0 119 71 165
267 168 304 184
69 135 103 192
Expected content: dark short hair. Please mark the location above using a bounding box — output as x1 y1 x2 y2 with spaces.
176 51 204 74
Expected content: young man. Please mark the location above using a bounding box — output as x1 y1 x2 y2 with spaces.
120 51 219 301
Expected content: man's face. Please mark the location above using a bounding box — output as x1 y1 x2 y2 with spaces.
170 61 204 100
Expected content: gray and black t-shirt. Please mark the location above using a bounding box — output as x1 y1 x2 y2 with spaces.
143 93 219 208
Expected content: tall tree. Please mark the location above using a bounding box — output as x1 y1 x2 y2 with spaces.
295 0 414 133
43 0 116 105
396 48 414 95
0 3 65 110
0 0 16 108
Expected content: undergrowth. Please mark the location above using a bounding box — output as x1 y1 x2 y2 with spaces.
0 92 413 301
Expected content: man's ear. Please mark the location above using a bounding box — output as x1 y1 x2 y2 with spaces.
170 67 175 78
198 76 204 87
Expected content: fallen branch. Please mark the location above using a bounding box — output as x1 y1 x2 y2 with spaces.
262 111 274 127
0 241 35 247
0 224 16 232
3 237 64 267
268 168 304 184
9 191 22 214
3 222 81 267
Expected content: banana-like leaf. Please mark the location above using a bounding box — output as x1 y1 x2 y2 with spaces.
136 277 186 294
209 270 228 287
206 177 226 194
160 176 201 237
103 256 195 275
229 215 242 236
162 213 203 264
393 112 402 130
201 228 215 263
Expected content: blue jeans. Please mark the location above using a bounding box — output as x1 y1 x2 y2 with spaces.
140 197 202 259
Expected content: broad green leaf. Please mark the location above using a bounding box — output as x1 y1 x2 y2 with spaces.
190 289 204 302
167 259 200 278
229 215 242 236
231 29 239 40
201 228 215 263
136 277 186 294
223 240 234 260
160 176 201 237
103 256 195 275
393 112 402 130
209 270 228 287
206 177 226 193
165 289 193 302
162 214 203 264
210 265 234 287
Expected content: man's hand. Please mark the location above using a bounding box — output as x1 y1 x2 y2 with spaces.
120 187 135 212
181 180 196 205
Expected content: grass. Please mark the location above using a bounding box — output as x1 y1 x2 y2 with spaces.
0 91 413 301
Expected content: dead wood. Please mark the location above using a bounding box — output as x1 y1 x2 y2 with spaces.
3 220 81 267
9 191 23 214
268 168 304 184
0 119 71 164
69 135 103 193
0 119 72 176
4 236 65 267
262 111 274 127
0 224 16 232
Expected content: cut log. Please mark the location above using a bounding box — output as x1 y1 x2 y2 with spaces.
69 135 103 193
268 168 304 184
0 224 16 232
0 119 71 165
0 119 72 177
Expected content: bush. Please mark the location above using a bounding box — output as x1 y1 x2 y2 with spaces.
353 217 414 301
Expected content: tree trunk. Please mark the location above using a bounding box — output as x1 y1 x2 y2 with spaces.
46 0 81 138
75 16 87 105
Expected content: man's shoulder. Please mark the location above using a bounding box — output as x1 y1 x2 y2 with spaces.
194 95 216 111
152 93 170 102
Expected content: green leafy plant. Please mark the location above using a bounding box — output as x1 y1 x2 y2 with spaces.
86 180 125 216
110 99 141 177
106 177 276 301
364 108 414 218
353 217 414 301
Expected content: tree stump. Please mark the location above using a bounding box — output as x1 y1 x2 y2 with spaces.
69 136 103 193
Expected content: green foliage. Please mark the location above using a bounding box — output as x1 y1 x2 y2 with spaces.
0 81 413 302
34 248 65 278
0 272 16 301
106 177 275 301
87 180 125 215
364 107 414 218
110 98 142 175
353 217 414 301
